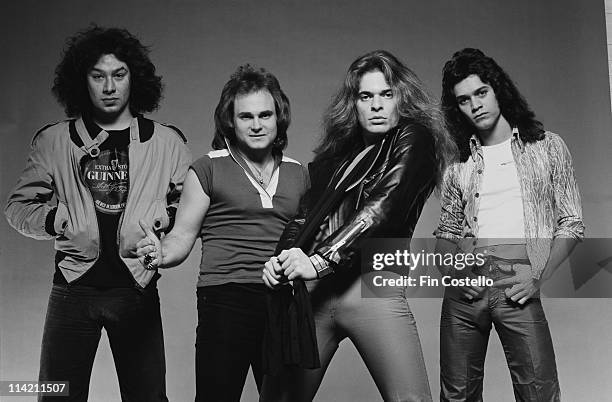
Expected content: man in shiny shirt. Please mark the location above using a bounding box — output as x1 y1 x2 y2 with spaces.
436 48 584 401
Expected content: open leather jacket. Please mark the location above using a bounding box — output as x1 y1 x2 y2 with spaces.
276 121 437 270
263 121 438 374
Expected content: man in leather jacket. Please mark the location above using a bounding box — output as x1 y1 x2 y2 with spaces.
261 50 456 402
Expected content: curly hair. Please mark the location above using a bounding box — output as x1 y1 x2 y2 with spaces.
52 26 162 117
212 64 290 155
441 48 544 161
315 49 456 185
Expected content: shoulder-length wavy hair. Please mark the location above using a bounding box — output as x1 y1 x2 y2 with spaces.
442 48 545 161
315 49 456 185
52 26 162 117
212 64 290 155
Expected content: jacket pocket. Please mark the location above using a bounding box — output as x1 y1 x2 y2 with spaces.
152 198 170 233
119 198 169 258
53 201 70 236
54 200 97 260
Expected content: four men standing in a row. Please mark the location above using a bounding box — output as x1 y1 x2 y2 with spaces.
5 26 583 402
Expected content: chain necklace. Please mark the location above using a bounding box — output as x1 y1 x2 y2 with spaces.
239 152 274 186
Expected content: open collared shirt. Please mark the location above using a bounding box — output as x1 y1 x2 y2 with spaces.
435 129 585 279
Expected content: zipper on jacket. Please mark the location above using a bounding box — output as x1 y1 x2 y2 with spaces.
116 196 146 291
327 219 368 256
355 182 365 210
118 143 148 291
80 167 102 264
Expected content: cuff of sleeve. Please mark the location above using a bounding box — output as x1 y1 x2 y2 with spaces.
310 254 334 279
553 228 585 241
44 207 57 236
531 267 543 280
434 229 462 242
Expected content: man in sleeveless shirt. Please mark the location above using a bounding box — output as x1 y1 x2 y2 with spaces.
136 65 308 402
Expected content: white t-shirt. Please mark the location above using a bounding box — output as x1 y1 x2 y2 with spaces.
477 138 525 243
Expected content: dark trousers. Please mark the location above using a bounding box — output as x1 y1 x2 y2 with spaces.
195 283 267 402
440 286 560 402
39 284 168 402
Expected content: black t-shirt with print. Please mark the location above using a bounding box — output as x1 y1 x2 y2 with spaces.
53 127 134 287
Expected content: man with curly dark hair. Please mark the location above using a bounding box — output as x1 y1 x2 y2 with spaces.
435 48 584 401
5 26 191 401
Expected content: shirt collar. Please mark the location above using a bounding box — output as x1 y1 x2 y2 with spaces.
224 138 282 170
469 126 523 161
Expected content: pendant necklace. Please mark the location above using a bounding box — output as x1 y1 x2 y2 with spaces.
241 152 272 186
111 148 119 171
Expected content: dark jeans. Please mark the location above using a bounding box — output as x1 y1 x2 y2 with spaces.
440 263 560 402
39 284 167 402
195 283 267 402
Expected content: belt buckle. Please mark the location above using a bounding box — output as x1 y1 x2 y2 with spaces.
498 262 515 274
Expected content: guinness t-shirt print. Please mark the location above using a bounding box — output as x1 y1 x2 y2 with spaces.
82 130 130 214
68 127 134 287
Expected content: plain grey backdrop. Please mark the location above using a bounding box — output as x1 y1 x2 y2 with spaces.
2 0 612 401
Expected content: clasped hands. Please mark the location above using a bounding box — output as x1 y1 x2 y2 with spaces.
262 248 317 289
